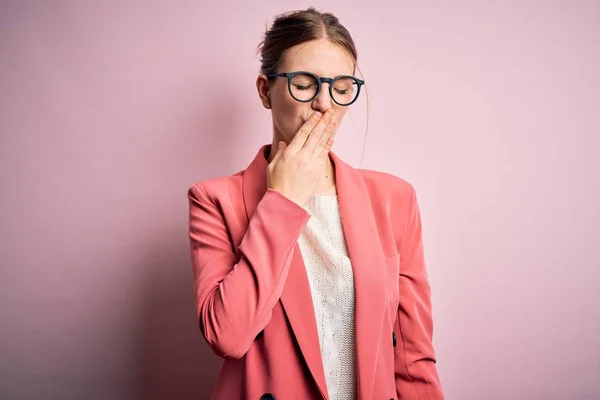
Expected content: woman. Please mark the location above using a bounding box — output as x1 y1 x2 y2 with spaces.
187 7 444 400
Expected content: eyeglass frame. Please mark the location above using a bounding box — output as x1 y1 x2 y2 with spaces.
266 71 365 106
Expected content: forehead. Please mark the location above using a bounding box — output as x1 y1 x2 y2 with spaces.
279 38 355 77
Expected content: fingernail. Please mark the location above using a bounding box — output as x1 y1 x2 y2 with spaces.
314 112 322 119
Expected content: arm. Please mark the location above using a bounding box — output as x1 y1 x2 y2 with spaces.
188 184 310 359
394 185 444 399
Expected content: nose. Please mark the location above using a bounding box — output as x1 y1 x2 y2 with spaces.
311 82 333 114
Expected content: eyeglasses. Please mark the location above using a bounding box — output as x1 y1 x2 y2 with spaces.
266 71 365 106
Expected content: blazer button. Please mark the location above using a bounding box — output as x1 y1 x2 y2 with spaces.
392 331 397 347
260 393 275 400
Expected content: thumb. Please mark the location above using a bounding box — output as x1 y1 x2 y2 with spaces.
271 141 286 163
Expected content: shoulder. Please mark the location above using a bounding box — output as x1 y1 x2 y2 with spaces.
187 170 244 203
357 168 417 204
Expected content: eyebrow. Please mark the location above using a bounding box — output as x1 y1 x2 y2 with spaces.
290 70 356 77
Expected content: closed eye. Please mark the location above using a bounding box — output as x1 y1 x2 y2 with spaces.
294 85 314 91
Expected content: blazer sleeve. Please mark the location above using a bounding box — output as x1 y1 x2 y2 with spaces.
393 184 444 399
187 184 310 359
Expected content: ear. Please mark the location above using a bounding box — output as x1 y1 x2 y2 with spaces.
256 74 272 109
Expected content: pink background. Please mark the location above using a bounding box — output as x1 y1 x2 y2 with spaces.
1 1 599 399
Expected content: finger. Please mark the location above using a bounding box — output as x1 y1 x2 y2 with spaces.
270 141 286 164
301 109 335 154
315 118 337 159
328 115 339 139
318 134 335 162
286 111 322 153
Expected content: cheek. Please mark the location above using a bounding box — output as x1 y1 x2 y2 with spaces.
272 86 299 114
275 102 302 125
272 101 306 136
277 92 305 117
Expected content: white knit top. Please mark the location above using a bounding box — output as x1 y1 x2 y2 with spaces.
297 194 357 400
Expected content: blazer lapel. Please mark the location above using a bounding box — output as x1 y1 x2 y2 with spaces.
242 144 388 400
241 144 329 399
330 151 388 400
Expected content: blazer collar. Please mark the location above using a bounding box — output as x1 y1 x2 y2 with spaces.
242 144 388 399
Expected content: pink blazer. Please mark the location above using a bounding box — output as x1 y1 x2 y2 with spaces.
187 144 444 400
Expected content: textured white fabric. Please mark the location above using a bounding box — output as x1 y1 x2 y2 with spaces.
298 194 357 400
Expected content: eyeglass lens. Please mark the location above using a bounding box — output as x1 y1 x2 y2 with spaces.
289 73 359 105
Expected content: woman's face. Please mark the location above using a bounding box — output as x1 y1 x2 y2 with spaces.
257 38 356 144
